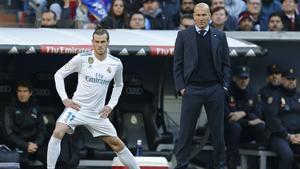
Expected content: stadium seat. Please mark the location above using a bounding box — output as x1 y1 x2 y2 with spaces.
30 72 62 134
31 72 60 110
113 73 173 161
76 126 116 161
239 143 277 169
0 71 15 112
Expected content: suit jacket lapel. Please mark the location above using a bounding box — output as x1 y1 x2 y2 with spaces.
191 27 198 64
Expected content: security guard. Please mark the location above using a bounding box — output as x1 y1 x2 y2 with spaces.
3 81 48 169
225 66 266 169
264 68 300 169
259 64 282 106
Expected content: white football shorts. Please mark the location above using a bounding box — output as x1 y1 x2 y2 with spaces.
57 107 117 137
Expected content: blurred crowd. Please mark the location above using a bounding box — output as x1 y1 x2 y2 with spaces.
1 0 299 31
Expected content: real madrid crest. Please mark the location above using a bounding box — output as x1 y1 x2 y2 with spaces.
248 99 253 106
267 96 273 104
257 94 261 102
230 96 234 102
280 97 286 108
107 67 112 73
130 114 138 124
88 57 94 68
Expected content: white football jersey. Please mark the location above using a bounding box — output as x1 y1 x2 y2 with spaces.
54 51 123 115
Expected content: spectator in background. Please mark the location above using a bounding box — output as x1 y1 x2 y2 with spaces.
100 0 129 29
211 0 225 9
159 0 181 17
75 1 92 29
261 0 282 31
173 0 195 27
225 66 266 169
178 13 194 30
268 12 285 31
237 11 255 31
264 68 300 169
48 0 75 28
124 0 143 14
49 3 62 21
41 10 58 28
210 6 230 31
139 0 174 30
3 81 48 169
41 9 74 28
224 0 247 20
280 0 300 31
129 12 146 29
211 0 238 31
23 0 48 25
246 0 263 31
75 0 111 29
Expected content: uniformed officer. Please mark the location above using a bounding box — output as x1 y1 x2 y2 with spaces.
264 68 300 169
225 66 266 169
259 64 282 106
3 81 48 169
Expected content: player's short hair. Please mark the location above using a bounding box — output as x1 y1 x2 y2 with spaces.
93 25 110 41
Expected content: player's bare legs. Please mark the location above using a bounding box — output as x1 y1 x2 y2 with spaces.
101 136 140 169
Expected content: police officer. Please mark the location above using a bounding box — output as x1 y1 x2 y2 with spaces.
259 64 282 105
3 81 48 169
225 66 266 169
264 68 300 169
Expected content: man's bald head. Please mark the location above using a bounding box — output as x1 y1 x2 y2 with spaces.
193 3 211 29
194 3 210 13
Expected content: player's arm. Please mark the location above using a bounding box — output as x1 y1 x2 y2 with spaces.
107 61 124 109
100 62 124 118
54 54 82 109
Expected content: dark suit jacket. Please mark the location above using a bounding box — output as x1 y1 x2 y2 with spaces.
173 26 231 93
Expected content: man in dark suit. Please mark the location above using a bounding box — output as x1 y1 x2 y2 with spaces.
173 3 231 169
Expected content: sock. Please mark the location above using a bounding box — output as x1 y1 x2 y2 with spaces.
116 147 140 169
47 136 62 169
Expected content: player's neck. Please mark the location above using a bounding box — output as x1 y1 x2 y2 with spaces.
95 52 107 61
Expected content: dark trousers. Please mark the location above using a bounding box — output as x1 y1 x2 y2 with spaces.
19 143 47 169
225 122 266 169
270 136 300 169
174 84 226 169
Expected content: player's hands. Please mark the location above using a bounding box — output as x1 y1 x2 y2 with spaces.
248 118 265 126
289 134 300 144
99 105 112 118
228 111 246 123
27 142 38 153
62 99 80 111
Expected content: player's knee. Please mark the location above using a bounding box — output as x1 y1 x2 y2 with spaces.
52 127 66 139
111 139 125 152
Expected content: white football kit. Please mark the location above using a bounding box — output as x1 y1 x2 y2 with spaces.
55 51 123 137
